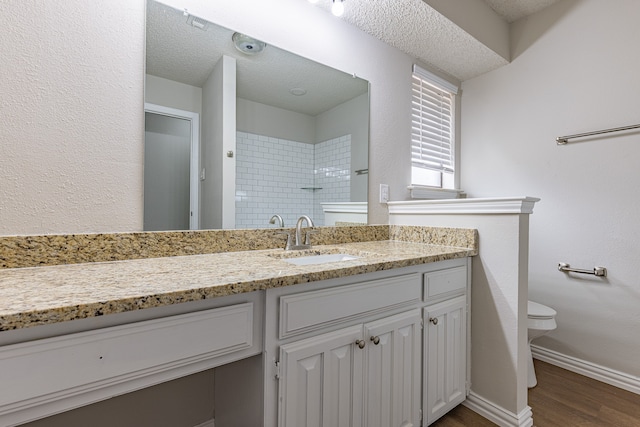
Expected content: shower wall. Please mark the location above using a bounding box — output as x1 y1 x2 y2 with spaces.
312 134 352 224
236 131 351 229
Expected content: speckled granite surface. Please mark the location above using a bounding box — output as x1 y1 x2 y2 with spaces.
0 226 477 331
390 225 477 249
0 226 390 269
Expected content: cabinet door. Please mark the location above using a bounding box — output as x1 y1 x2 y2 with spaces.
364 309 422 427
424 296 467 425
279 325 365 427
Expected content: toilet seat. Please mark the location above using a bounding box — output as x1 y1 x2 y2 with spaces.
527 300 557 388
528 300 556 319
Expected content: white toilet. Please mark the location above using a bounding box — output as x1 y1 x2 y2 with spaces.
527 300 557 388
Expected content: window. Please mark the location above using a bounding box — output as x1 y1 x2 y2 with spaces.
410 65 458 190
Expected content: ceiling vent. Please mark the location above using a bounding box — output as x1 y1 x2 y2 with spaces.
186 14 209 31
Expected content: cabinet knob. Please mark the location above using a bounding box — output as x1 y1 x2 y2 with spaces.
370 336 380 345
429 317 439 325
355 339 366 349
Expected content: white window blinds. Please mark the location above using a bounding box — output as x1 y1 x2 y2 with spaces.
411 65 457 187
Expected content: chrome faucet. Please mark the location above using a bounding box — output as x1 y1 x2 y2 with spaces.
292 215 315 250
269 214 284 228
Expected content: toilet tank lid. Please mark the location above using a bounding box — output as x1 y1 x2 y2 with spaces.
528 301 557 318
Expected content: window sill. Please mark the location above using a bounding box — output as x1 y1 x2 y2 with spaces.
407 186 466 200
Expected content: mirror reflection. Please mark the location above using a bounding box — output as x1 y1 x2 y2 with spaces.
144 0 370 231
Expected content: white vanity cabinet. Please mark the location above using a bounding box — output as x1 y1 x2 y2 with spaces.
278 324 366 427
363 309 422 427
423 266 469 425
263 257 470 427
0 292 264 427
278 310 422 427
0 256 470 426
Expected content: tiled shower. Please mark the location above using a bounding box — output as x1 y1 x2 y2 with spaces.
235 131 351 229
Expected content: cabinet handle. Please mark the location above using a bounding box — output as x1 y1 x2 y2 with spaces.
429 317 439 325
370 336 380 345
355 339 366 349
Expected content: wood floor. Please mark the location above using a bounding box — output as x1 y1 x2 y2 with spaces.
431 359 640 427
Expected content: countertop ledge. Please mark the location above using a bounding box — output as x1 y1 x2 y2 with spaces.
0 240 476 331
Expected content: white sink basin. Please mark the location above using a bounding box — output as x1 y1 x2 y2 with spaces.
283 253 360 266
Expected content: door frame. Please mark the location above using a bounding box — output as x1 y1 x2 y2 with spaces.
144 103 200 230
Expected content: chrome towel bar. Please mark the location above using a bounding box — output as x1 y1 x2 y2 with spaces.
558 262 607 277
556 123 640 145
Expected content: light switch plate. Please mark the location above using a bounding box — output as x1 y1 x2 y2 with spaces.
379 184 389 203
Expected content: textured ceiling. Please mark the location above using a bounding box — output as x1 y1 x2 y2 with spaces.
308 0 563 81
146 0 368 116
310 0 509 81
483 0 561 23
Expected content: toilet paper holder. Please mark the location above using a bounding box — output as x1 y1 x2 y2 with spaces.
558 262 607 277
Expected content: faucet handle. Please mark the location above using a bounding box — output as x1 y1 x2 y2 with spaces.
275 231 293 250
304 230 318 245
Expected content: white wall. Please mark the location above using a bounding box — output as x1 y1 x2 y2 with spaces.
461 0 640 384
201 56 236 229
0 0 145 235
389 199 537 425
145 74 203 117
316 92 369 202
237 98 315 144
313 135 353 224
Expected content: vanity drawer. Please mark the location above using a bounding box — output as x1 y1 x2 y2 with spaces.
0 303 253 418
279 273 421 339
423 266 467 302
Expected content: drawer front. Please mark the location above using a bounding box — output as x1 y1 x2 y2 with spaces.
424 266 467 301
280 273 421 339
0 303 253 410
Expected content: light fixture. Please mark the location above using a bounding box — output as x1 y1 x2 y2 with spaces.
307 0 319 3
332 0 345 17
232 33 267 55
289 88 307 96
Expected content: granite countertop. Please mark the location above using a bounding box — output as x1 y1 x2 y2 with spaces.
0 239 475 332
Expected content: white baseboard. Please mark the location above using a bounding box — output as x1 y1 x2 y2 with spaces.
463 391 533 427
531 345 640 395
194 419 215 427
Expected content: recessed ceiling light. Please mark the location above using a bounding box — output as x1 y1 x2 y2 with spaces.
290 88 307 96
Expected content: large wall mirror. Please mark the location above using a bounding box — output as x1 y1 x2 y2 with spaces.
144 0 370 231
